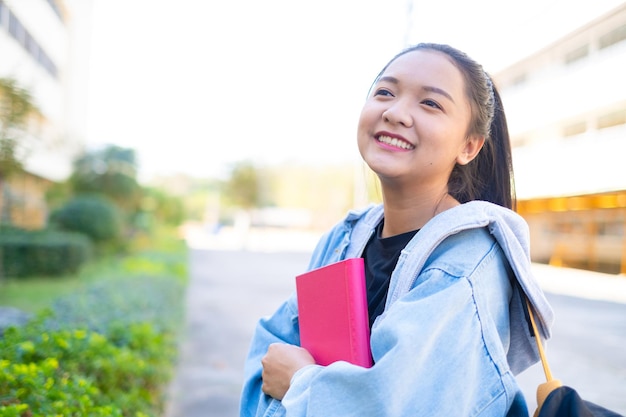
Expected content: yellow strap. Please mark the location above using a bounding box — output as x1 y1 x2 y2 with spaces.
525 298 554 381
525 298 562 417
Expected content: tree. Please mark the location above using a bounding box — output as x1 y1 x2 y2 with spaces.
69 144 141 212
138 186 185 229
223 161 262 210
0 77 37 224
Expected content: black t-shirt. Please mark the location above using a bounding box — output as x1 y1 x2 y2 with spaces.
363 220 419 329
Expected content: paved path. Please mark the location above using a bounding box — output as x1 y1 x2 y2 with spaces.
164 229 626 416
163 248 311 417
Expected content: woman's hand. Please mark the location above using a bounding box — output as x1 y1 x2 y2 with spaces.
261 343 315 400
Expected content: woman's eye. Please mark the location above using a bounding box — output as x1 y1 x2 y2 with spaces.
422 99 442 110
373 88 394 97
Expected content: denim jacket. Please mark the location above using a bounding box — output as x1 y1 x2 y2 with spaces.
240 201 554 417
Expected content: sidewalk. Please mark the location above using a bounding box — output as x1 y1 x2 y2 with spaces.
531 262 626 304
185 225 626 304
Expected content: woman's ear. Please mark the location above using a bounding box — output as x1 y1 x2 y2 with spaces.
456 135 485 166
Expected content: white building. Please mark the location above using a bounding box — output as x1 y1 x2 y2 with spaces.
0 0 92 227
494 3 626 273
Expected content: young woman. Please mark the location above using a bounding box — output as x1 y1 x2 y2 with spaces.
240 43 554 417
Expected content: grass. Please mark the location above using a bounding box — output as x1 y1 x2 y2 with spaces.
0 259 118 313
0 227 188 314
0 277 84 313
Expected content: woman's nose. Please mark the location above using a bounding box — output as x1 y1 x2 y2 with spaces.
382 102 413 127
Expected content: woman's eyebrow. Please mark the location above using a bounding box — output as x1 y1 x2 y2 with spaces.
422 86 454 103
377 76 399 84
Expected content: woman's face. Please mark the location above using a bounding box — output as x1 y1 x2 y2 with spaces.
357 49 481 190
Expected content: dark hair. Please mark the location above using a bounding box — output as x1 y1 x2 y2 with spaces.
374 43 516 210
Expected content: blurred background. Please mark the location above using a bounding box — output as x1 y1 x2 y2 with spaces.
1 1 625 415
1 0 626 274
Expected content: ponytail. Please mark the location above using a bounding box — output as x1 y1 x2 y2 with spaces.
487 86 516 210
449 84 516 210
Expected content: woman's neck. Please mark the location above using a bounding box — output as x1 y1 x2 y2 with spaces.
380 187 459 238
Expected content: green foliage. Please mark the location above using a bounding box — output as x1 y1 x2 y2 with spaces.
0 77 38 227
61 145 189 247
0 226 92 278
44 180 74 212
0 78 35 128
69 145 141 212
0 77 36 182
120 251 188 283
0 233 187 313
139 187 185 227
146 175 220 223
0 356 123 416
49 194 122 243
0 314 173 416
0 244 187 416
47 276 184 335
223 161 262 209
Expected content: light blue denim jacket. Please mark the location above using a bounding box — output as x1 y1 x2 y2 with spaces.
240 201 554 417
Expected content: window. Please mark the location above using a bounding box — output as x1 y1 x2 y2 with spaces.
24 32 38 56
564 44 589 65
0 3 58 78
599 24 626 49
7 9 23 42
39 52 58 77
598 220 624 237
598 109 626 129
563 121 587 137
0 1 5 28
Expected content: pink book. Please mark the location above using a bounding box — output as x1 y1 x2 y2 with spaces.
295 258 372 368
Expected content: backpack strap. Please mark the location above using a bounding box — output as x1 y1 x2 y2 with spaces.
525 298 563 417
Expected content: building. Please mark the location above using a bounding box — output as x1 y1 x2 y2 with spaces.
0 0 91 228
494 3 626 273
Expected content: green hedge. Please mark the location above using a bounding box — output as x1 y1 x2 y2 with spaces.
49 194 122 243
0 235 187 416
0 273 185 416
0 315 168 416
0 228 92 278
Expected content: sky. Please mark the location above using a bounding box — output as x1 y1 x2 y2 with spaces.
84 0 625 181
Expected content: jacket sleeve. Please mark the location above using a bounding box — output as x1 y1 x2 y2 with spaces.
239 292 300 417
240 224 348 417
282 262 522 416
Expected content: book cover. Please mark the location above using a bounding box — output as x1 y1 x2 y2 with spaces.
295 258 372 368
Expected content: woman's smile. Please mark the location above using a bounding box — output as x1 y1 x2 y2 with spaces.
375 133 415 151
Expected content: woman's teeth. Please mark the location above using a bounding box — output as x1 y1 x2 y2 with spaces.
377 135 415 150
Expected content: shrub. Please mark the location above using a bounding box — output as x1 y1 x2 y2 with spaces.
0 356 124 416
0 270 184 416
49 194 122 243
0 314 170 416
0 227 92 278
0 233 187 415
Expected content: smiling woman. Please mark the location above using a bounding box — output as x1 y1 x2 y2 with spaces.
239 42 554 417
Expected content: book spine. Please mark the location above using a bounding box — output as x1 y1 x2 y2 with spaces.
346 259 372 367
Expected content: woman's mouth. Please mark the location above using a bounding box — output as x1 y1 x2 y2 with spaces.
376 135 415 150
